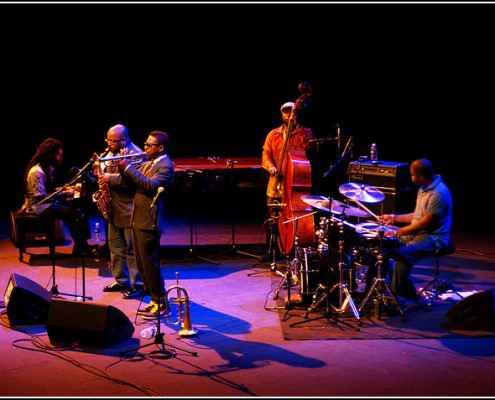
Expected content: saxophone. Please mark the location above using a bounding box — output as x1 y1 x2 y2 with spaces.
92 148 112 221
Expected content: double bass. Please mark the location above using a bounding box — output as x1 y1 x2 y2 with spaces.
271 83 315 255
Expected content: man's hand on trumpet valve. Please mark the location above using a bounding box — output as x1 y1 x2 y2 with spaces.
117 158 131 170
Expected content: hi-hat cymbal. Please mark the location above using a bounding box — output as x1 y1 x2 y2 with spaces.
300 195 371 218
339 182 385 203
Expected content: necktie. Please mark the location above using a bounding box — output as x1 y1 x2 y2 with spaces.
142 161 153 177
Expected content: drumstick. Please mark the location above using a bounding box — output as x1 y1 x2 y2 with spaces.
351 198 380 221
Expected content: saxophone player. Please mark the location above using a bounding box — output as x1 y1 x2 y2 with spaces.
99 124 146 299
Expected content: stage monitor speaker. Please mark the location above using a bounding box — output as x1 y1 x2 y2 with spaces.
443 289 495 331
47 298 135 348
3 273 53 326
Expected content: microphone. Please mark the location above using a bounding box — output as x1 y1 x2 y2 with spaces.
337 124 341 149
150 187 164 209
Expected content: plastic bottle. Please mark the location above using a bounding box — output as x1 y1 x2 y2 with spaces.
140 326 157 339
94 222 100 242
370 143 378 162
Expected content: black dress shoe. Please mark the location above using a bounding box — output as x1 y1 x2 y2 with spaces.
123 286 145 299
103 282 130 292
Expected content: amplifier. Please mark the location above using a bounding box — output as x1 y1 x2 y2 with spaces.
347 160 410 191
347 160 415 215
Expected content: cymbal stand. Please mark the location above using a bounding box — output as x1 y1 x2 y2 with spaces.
358 229 404 320
290 214 360 330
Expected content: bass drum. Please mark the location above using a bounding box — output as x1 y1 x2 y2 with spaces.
299 248 357 307
299 247 326 305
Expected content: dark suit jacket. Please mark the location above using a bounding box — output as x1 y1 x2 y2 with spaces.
113 155 174 232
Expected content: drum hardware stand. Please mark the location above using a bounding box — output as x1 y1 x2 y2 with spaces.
215 159 259 261
290 214 360 331
357 228 404 320
267 213 317 320
266 216 305 321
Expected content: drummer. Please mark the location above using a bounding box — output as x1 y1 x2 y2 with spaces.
378 158 453 311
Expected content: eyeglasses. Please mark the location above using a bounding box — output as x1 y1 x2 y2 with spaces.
105 138 124 144
144 142 161 147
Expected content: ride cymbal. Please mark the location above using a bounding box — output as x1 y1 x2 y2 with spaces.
339 182 385 203
300 195 370 218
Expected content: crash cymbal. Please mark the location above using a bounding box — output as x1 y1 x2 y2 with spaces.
339 182 385 203
301 195 371 218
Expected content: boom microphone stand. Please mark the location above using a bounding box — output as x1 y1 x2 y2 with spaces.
38 162 94 301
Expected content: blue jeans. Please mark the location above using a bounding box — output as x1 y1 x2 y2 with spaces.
107 223 142 287
389 233 437 300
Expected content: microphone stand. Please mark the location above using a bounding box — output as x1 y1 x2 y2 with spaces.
121 208 198 359
322 137 353 180
38 161 94 301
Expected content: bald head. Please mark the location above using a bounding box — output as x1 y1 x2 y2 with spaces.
411 158 434 180
108 124 129 140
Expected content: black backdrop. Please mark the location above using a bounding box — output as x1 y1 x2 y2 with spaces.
2 3 493 231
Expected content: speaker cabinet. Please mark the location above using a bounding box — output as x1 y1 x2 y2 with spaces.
443 290 495 331
47 298 135 348
347 160 416 215
3 273 53 326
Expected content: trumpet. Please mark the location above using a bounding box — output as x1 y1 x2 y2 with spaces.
164 272 198 337
97 152 146 165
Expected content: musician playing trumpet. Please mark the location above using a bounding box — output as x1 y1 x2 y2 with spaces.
107 130 175 320
98 124 145 299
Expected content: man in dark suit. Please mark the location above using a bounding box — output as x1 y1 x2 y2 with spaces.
112 130 175 319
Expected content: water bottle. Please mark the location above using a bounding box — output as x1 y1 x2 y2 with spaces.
140 326 157 339
94 222 100 242
370 143 378 162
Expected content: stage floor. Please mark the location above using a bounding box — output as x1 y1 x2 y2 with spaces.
1 208 495 397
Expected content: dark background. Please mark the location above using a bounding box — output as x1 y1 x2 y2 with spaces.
1 3 493 231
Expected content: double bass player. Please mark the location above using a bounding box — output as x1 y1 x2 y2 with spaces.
261 100 314 260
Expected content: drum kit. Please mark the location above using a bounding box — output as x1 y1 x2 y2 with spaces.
278 181 404 328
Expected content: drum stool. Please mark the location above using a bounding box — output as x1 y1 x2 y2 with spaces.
418 240 456 310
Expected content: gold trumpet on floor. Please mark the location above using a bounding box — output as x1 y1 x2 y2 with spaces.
164 272 198 337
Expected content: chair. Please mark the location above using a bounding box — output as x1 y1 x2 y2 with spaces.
10 210 67 263
418 240 456 310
